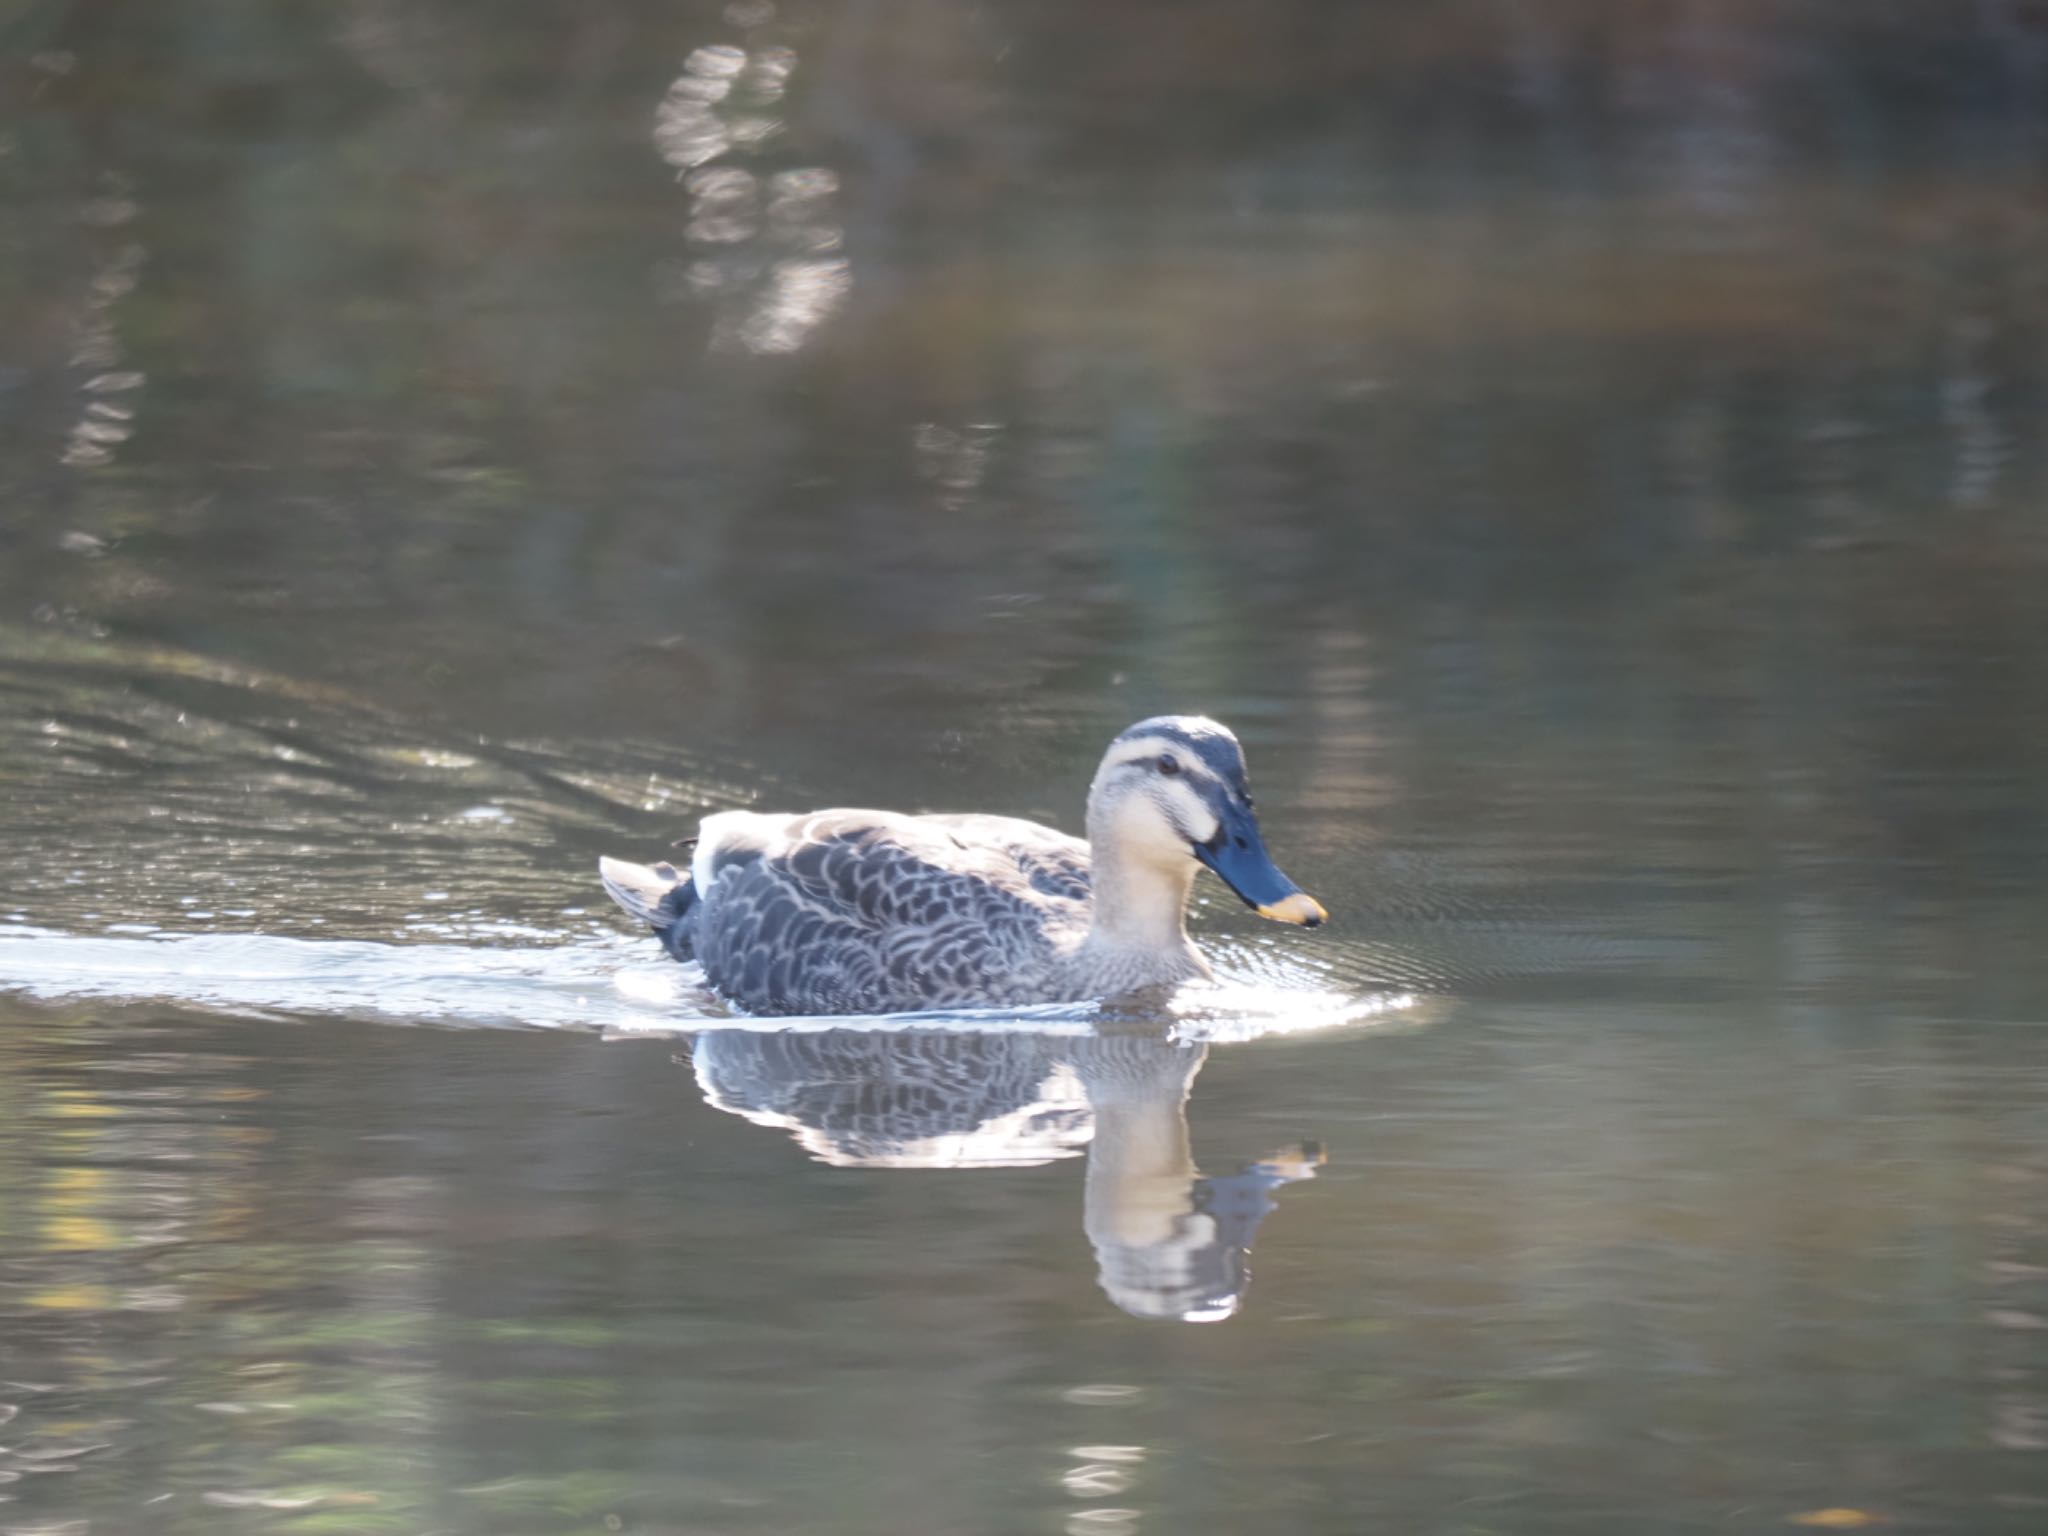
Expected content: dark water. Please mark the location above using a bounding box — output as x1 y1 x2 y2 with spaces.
5 2 2048 1531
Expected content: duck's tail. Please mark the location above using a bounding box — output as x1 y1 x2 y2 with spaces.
598 856 698 961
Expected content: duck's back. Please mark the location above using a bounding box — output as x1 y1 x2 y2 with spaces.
688 808 1093 1015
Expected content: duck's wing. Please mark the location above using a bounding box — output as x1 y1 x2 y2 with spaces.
920 813 1092 901
690 809 1091 1015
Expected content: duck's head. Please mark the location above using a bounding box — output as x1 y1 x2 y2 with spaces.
1087 716 1327 927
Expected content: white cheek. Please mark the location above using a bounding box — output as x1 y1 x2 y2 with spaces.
1165 781 1220 845
1109 784 1216 863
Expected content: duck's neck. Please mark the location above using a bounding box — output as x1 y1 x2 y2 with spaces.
1084 820 1201 960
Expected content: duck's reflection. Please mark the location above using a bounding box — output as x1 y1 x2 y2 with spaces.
688 1029 1322 1321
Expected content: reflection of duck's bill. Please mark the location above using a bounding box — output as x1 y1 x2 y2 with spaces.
1194 811 1328 928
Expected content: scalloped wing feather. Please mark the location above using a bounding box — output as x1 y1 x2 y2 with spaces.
691 809 1092 1015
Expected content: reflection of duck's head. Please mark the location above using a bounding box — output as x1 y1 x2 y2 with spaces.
1071 1036 1321 1322
684 1027 1320 1322
1091 1142 1326 1322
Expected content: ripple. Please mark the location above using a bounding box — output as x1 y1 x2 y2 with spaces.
0 926 662 1031
0 641 769 943
0 922 1422 1046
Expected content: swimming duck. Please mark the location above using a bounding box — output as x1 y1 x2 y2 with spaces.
598 715 1326 1015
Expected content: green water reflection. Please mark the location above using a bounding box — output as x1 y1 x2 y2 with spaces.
1 1005 2046 1533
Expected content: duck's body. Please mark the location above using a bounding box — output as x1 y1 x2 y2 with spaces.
600 716 1324 1016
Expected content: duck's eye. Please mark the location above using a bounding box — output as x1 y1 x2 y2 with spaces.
1157 754 1181 776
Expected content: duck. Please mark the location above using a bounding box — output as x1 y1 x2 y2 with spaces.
598 714 1326 1015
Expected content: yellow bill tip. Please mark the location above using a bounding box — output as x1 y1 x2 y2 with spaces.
1256 892 1328 928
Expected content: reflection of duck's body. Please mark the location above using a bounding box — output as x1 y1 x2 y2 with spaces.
600 716 1325 1015
687 1027 1322 1321
691 1029 1090 1169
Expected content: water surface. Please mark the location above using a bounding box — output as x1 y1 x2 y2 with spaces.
4 3 2048 1532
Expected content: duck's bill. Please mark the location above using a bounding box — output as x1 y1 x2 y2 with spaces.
1254 890 1329 926
1194 813 1328 928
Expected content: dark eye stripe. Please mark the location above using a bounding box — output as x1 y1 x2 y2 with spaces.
1157 753 1181 775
